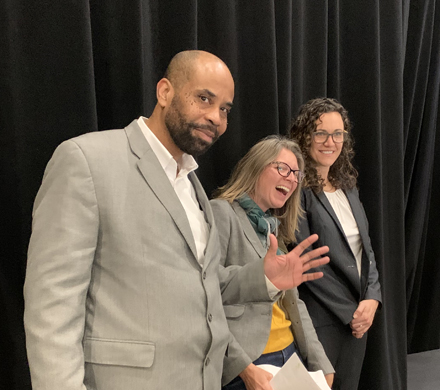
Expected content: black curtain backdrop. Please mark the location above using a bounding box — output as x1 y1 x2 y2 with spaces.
1 1 439 389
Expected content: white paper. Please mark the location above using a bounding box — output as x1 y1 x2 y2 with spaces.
257 353 331 390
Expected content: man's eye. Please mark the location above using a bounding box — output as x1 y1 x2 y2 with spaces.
199 95 209 103
220 107 230 115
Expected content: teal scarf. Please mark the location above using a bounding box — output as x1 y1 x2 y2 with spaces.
237 194 282 255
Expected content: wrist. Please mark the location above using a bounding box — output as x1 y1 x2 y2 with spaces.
239 364 255 380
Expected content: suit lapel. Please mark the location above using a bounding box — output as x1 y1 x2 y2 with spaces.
315 190 361 291
125 121 198 262
345 189 369 245
345 189 370 293
315 191 346 237
231 202 267 258
188 172 215 268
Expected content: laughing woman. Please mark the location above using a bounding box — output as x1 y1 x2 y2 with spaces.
290 98 382 390
211 136 334 390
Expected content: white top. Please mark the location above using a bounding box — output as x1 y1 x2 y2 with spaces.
137 117 278 297
137 117 209 265
325 189 362 277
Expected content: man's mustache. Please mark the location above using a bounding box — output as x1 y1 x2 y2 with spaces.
189 123 218 138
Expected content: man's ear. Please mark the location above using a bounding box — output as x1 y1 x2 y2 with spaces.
157 78 174 108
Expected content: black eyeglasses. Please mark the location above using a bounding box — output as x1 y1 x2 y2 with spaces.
270 161 304 183
312 130 348 144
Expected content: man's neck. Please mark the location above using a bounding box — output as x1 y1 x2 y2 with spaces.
143 116 184 161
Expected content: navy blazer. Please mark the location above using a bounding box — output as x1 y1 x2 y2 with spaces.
297 187 382 328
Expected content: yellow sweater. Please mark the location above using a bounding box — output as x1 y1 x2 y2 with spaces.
262 301 294 354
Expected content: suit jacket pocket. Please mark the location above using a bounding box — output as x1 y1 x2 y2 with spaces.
84 338 155 368
223 304 245 320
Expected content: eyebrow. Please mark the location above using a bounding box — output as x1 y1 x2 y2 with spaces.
200 89 234 108
315 129 345 133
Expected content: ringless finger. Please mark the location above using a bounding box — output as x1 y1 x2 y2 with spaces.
299 246 329 263
302 257 330 272
292 234 319 254
302 271 324 282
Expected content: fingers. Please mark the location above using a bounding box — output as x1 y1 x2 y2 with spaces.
302 271 324 282
351 310 374 330
357 323 371 333
299 245 329 263
293 234 319 253
301 256 330 273
352 322 370 338
352 327 367 338
352 325 364 337
288 234 329 270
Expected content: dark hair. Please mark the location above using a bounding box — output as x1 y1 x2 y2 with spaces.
289 97 358 193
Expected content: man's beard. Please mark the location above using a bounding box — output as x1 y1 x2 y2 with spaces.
165 96 219 157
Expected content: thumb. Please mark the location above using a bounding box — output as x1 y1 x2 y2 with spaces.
353 307 362 319
264 234 279 280
267 234 279 257
353 302 366 318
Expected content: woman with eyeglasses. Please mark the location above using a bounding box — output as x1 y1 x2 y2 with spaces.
211 135 334 390
289 98 382 390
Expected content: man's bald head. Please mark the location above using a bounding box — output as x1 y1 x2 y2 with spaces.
164 50 231 92
149 50 234 158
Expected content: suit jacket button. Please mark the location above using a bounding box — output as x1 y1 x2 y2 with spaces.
208 313 212 322
202 271 207 280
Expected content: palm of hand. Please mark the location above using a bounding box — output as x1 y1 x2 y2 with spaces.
263 234 330 290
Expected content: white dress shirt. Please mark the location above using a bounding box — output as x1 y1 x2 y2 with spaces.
137 117 209 265
325 189 363 277
137 117 278 296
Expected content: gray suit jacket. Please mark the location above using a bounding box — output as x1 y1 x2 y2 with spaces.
210 199 334 385
24 121 271 390
297 188 382 328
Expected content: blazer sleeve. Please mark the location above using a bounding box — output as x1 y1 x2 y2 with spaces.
212 200 273 305
211 199 271 383
24 140 98 390
294 290 334 374
222 332 253 386
356 192 382 304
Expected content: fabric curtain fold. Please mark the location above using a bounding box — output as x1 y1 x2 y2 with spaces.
1 1 439 389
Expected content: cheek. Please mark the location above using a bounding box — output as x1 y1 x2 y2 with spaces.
336 144 343 156
287 184 298 199
218 121 228 136
309 145 318 160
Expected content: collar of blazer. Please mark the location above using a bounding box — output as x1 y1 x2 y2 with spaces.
315 188 370 252
315 188 372 292
188 174 219 267
232 201 268 258
124 120 214 267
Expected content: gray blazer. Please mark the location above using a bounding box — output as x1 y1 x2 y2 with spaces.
297 188 382 328
210 199 334 385
24 121 271 390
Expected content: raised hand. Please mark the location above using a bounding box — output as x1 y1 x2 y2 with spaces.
263 233 329 290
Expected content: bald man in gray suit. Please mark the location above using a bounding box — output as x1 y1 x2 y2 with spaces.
24 50 329 390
